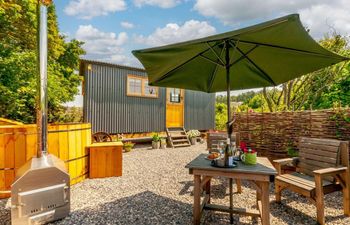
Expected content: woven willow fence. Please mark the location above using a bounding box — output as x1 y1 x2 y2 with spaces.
233 109 350 159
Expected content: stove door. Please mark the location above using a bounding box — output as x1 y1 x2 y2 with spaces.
18 183 68 217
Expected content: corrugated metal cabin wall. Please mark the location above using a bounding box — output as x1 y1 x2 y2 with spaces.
184 90 215 130
83 61 166 134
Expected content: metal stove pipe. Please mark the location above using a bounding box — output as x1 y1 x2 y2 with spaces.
37 0 49 158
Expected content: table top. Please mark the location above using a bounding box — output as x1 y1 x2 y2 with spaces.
185 154 277 176
87 141 123 148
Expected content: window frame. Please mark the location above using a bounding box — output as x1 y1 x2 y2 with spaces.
126 74 159 98
169 88 181 103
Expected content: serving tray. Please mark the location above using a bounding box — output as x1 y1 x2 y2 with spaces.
211 160 237 168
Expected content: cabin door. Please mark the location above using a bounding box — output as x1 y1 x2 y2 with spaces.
166 88 184 127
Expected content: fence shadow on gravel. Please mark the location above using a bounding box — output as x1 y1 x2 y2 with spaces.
52 191 193 225
270 190 349 224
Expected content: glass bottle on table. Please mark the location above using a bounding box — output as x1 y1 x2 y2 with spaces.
219 141 225 158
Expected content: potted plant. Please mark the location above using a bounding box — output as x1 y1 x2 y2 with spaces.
123 141 134 152
151 132 160 149
282 141 298 173
160 138 167 149
187 130 200 145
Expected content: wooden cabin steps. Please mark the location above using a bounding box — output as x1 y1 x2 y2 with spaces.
171 135 188 138
166 127 191 148
173 143 191 148
172 139 189 143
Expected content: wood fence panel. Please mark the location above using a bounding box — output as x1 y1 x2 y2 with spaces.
0 123 92 198
234 109 350 160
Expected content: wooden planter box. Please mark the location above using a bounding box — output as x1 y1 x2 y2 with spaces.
87 142 123 178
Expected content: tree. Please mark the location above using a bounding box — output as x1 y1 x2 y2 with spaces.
215 103 227 130
0 0 85 123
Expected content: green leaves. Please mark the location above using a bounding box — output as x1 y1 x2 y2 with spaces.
215 103 227 130
0 1 85 123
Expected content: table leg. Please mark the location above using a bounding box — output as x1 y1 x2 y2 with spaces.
193 175 201 225
256 182 262 206
236 179 242 193
260 181 270 225
229 178 234 224
205 178 211 204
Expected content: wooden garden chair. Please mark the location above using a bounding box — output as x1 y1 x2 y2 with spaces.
92 131 112 143
206 131 242 193
274 137 350 225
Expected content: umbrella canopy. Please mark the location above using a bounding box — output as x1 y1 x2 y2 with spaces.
132 14 348 93
132 14 348 157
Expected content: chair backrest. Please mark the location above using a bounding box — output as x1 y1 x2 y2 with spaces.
207 132 240 152
92 131 112 143
297 137 349 182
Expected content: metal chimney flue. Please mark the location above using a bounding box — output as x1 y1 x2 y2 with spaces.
37 0 48 158
11 1 71 224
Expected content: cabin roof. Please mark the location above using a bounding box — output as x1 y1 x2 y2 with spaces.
79 58 145 76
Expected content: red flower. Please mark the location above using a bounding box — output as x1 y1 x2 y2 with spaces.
240 142 247 150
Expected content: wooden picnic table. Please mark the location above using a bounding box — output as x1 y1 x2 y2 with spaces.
185 154 277 225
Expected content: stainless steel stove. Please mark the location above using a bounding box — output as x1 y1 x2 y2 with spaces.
11 155 70 225
10 1 70 224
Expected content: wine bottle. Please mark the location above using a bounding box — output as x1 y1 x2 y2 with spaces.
224 138 230 166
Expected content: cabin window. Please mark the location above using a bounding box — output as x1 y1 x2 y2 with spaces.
169 88 181 103
144 81 157 97
127 75 158 98
128 77 142 95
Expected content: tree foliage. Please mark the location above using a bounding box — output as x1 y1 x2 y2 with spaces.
0 0 85 123
216 91 256 104
215 103 227 130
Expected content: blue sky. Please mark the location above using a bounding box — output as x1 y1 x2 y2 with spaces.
55 0 350 67
56 0 350 106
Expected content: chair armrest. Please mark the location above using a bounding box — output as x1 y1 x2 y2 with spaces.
313 167 347 176
273 158 296 175
273 158 293 165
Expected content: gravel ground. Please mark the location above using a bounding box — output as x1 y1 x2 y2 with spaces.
1 142 350 225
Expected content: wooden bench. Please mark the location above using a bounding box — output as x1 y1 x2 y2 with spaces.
274 137 350 225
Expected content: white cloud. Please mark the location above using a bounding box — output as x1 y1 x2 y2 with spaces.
133 0 182 8
65 0 126 19
76 25 131 65
120 21 135 29
136 20 216 46
299 2 350 38
194 0 350 38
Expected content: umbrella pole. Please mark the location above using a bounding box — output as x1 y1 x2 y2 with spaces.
225 40 231 146
225 40 235 225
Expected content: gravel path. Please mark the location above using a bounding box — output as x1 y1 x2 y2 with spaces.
1 143 349 225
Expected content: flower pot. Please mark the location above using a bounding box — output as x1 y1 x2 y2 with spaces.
152 141 160 149
124 147 132 152
190 137 197 145
160 141 167 149
240 152 257 165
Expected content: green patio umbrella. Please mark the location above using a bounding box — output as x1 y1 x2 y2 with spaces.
132 14 348 148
